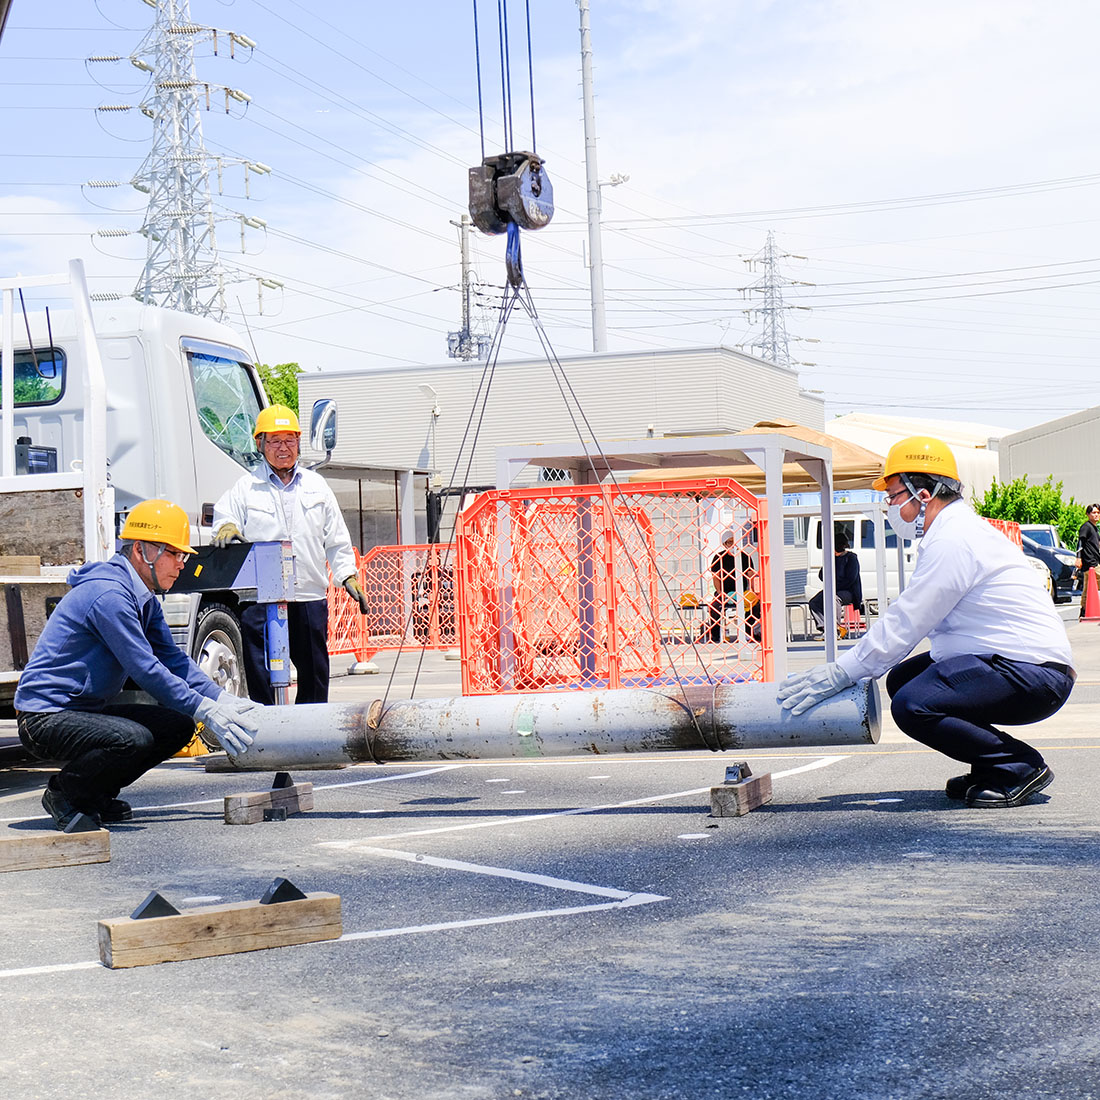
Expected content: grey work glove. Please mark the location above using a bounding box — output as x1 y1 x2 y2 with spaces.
194 695 258 756
776 663 854 716
343 574 369 614
212 522 245 549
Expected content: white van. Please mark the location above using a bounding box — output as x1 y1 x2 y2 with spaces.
802 513 915 614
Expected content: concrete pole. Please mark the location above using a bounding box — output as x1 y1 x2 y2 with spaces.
215 679 881 772
578 0 607 352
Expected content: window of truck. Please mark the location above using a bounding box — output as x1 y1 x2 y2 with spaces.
184 339 264 470
0 347 65 406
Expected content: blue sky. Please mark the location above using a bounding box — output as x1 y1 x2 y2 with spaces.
2 0 1099 430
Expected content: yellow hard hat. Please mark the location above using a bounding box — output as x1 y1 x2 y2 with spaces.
253 404 300 438
120 499 197 554
872 436 959 492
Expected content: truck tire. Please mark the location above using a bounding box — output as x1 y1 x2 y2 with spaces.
193 604 247 746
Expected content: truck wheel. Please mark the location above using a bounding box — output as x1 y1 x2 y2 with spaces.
193 604 247 746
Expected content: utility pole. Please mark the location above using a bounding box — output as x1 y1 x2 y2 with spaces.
447 214 490 360
577 0 607 353
92 0 263 320
739 230 815 367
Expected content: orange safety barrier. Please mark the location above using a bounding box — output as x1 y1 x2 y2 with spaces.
327 544 457 661
455 478 771 695
984 517 1022 547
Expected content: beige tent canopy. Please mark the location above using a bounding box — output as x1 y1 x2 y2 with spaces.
627 418 886 491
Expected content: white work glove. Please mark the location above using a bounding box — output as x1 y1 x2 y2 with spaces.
218 691 263 718
776 663 854 716
194 695 259 756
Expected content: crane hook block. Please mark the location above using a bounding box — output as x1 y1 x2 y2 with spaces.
468 152 554 235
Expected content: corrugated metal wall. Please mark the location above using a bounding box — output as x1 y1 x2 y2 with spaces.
299 346 824 488
998 406 1100 502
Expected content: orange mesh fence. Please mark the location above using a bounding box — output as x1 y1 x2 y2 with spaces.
455 478 771 695
327 544 457 660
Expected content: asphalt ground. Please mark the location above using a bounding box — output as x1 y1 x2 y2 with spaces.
1 605 1099 1100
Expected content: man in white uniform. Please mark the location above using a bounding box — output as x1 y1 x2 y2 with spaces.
212 404 368 704
778 436 1075 808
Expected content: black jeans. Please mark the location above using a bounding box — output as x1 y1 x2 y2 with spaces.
240 599 330 705
17 704 195 812
886 652 1074 783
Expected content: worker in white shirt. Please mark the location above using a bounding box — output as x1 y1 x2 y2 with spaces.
212 404 368 704
778 436 1075 809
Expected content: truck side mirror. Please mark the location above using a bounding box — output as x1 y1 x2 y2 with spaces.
309 399 337 469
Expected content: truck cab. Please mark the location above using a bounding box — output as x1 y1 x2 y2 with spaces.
1 268 271 706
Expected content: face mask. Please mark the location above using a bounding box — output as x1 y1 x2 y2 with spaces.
887 496 925 541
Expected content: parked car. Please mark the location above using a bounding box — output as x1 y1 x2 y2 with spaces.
1019 523 1067 550
1021 534 1079 603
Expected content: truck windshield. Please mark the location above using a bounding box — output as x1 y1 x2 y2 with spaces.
184 339 264 470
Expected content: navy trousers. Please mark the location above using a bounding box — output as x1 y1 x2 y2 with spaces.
886 652 1074 782
240 599 330 705
18 704 195 811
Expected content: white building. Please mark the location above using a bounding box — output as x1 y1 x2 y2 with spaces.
300 346 825 548
997 407 1100 504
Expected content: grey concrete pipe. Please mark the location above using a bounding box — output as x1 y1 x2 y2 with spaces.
212 679 880 772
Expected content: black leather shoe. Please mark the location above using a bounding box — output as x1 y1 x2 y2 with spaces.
945 773 975 799
41 784 101 831
98 798 133 823
965 765 1053 808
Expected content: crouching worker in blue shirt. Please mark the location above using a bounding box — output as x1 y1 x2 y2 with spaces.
14 499 261 830
778 436 1075 809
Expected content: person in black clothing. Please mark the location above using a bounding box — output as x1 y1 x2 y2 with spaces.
700 528 759 643
1076 503 1100 618
809 533 863 633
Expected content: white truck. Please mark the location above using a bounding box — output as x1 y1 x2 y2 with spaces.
0 260 322 708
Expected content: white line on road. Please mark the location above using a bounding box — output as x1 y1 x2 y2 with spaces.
332 845 663 901
323 755 849 844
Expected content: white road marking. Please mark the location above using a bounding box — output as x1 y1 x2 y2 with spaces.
338 898 664 942
501 789 526 794
0 764 468 822
678 833 713 840
333 845 658 901
0 961 102 979
323 756 848 844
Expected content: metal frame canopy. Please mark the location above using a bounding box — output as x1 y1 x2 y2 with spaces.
495 432 839 682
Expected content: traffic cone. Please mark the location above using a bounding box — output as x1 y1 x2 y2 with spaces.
1083 567 1100 622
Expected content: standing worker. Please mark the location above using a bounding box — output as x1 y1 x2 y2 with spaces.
15 499 261 830
212 404 368 704
778 437 1075 809
1074 503 1100 619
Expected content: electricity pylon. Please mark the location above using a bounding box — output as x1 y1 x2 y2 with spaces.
124 0 260 319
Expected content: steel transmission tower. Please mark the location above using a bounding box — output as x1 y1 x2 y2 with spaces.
127 0 258 319
739 231 813 367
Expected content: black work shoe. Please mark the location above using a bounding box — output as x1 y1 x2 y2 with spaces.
98 798 133 823
41 784 101 831
945 773 975 800
965 765 1054 809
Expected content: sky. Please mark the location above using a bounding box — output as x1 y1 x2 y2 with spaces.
1 0 1099 432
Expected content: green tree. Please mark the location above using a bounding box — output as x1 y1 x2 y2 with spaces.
974 474 1085 548
256 361 302 413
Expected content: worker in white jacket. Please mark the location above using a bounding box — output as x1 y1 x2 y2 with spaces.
778 436 1075 809
212 404 368 704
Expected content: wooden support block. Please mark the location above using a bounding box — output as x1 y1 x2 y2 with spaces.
710 773 773 818
0 825 110 873
98 892 342 969
223 781 314 825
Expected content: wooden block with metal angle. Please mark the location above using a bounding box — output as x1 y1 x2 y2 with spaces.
223 771 314 825
97 879 343 969
0 819 110 873
709 760 773 818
